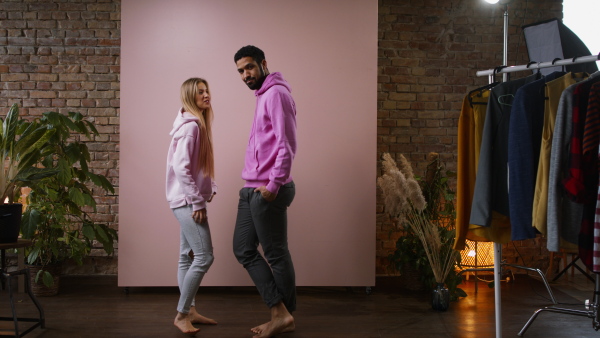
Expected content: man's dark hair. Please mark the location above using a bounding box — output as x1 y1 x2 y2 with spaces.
234 45 265 64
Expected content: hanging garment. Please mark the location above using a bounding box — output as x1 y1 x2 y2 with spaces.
585 82 600 271
532 73 588 235
595 139 600 272
470 73 540 227
507 77 548 241
454 87 511 250
547 72 600 252
547 82 585 251
455 91 488 250
571 78 600 270
582 82 600 156
563 76 600 203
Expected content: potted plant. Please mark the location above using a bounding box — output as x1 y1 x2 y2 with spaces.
19 110 117 295
378 152 466 310
0 103 58 243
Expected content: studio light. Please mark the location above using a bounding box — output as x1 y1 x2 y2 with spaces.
482 0 509 82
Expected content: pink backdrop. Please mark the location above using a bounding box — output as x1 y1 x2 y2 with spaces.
119 0 377 286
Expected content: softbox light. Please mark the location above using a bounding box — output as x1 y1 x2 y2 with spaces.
523 18 598 76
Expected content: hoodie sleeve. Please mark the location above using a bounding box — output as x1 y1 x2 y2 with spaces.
211 179 218 195
172 124 206 211
266 88 297 194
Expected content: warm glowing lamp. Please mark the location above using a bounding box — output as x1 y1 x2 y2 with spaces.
484 0 500 3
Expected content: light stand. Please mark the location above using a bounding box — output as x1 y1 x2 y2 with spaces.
482 2 508 336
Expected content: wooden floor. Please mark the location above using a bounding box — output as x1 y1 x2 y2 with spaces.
0 272 598 338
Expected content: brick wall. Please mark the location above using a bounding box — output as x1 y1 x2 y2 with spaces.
0 0 120 274
377 0 563 275
0 0 566 277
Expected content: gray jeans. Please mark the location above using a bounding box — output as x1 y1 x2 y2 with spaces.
233 182 296 312
173 204 214 314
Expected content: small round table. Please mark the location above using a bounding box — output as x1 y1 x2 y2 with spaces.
0 239 45 337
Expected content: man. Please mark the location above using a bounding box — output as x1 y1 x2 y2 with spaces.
233 45 297 338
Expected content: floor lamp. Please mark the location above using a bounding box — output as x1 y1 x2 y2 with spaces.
482 2 509 337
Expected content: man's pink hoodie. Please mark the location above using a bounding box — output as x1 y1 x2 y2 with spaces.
243 72 297 194
165 109 216 211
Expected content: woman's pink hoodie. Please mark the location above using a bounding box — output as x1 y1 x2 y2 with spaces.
165 109 216 211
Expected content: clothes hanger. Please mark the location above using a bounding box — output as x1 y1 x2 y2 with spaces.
527 61 540 75
467 81 500 107
467 67 502 107
498 93 514 106
551 57 566 73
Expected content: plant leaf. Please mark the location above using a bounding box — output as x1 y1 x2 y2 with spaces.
68 187 85 206
82 223 95 240
42 270 55 287
21 208 41 239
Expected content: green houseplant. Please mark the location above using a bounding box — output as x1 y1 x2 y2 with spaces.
0 103 58 243
19 110 117 294
378 152 466 309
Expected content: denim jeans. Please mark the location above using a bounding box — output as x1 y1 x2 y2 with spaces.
233 182 296 312
173 204 214 314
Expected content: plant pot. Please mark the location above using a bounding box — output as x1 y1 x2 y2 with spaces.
399 264 424 291
431 283 450 311
0 203 22 243
27 264 61 297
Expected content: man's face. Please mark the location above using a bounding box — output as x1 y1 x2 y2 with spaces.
236 56 266 90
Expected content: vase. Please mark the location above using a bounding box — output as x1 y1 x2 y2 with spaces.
399 264 424 291
27 264 61 297
431 283 450 311
0 203 22 243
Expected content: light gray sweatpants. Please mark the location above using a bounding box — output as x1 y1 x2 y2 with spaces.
173 204 214 314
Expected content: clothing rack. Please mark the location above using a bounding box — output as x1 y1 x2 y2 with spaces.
475 53 600 338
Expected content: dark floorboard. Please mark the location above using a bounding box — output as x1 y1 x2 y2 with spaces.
0 275 597 337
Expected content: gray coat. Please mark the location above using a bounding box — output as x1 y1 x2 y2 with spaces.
545 74 600 251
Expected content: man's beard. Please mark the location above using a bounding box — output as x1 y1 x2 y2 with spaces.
246 66 266 90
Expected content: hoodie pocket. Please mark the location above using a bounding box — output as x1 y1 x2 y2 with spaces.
245 145 259 171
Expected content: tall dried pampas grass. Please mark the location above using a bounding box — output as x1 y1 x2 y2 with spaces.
378 152 459 284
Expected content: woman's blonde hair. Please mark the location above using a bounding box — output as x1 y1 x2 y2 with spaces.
180 77 215 179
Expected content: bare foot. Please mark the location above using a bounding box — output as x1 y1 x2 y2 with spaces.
253 316 295 338
251 322 269 334
174 312 201 336
189 307 217 325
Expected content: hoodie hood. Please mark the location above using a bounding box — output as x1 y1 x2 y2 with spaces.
255 72 291 97
170 108 198 136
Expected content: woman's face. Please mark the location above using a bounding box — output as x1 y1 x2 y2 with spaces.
195 82 210 110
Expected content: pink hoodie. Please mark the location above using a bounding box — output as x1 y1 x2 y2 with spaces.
243 72 297 194
166 109 217 211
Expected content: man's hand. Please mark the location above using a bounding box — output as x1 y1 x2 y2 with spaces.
192 208 207 224
255 186 277 202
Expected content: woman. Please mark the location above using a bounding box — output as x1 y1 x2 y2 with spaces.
166 78 217 336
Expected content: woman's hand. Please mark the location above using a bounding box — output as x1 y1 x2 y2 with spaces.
207 192 216 203
192 208 207 224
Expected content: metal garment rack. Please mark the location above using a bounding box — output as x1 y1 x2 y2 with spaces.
475 53 600 338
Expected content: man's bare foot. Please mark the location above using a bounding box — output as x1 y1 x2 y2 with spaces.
189 306 217 325
252 320 295 335
252 302 295 338
251 322 269 334
253 316 295 338
174 312 201 336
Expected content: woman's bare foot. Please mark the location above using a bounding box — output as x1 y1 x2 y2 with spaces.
189 306 217 325
174 312 201 336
